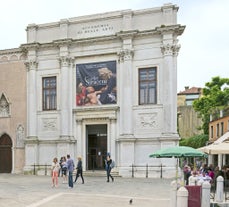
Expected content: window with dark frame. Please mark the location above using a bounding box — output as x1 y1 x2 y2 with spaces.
42 76 57 110
210 126 213 139
221 122 224 136
216 123 219 137
139 67 157 105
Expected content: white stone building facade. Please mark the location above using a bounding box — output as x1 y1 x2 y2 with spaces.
22 4 185 177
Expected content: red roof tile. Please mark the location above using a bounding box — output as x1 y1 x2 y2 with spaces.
178 87 202 95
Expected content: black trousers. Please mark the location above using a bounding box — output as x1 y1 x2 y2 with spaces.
106 167 113 181
74 169 84 183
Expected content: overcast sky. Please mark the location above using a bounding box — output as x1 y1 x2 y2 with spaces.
0 0 228 92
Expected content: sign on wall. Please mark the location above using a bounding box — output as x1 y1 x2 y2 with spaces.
76 61 116 106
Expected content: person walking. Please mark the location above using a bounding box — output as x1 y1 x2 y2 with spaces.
66 154 75 188
74 156 84 184
105 155 114 182
61 156 68 184
51 157 60 188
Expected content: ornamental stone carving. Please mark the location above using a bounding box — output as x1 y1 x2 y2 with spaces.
161 43 180 56
138 113 158 129
118 49 134 62
16 124 25 148
42 118 57 131
25 59 38 71
59 56 74 67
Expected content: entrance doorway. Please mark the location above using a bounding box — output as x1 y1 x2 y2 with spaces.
86 125 107 170
0 134 12 173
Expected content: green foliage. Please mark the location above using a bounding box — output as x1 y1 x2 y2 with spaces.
179 134 209 149
193 76 229 134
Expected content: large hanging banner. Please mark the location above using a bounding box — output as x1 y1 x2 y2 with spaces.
76 61 116 106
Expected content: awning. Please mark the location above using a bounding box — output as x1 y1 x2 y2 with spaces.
197 141 229 154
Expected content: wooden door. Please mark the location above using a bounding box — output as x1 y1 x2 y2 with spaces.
0 134 12 173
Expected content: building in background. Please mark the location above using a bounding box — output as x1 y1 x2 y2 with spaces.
177 86 203 138
0 4 185 177
205 109 229 168
0 48 26 173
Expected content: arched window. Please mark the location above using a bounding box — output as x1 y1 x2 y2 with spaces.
0 93 10 117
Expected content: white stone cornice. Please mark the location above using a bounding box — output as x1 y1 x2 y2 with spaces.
116 30 138 40
53 38 73 47
0 48 23 55
20 42 40 50
25 59 38 71
26 23 38 31
156 24 185 36
58 56 74 67
117 49 134 62
160 43 180 56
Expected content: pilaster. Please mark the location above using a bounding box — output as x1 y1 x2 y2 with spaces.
59 56 74 139
76 119 83 161
25 59 38 138
121 10 133 31
59 19 69 39
118 47 134 136
161 41 180 135
26 24 38 43
109 118 117 160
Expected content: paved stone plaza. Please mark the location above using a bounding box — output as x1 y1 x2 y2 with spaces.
0 174 172 207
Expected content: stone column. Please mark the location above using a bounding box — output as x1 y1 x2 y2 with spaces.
218 154 223 170
208 155 213 166
109 118 116 160
76 119 82 158
118 47 134 136
161 41 180 135
223 154 226 166
59 56 73 139
25 59 38 138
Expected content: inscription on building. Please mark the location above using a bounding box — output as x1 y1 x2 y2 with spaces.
77 24 114 35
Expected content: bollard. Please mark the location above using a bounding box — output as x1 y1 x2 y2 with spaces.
215 175 224 203
170 180 178 207
177 186 188 207
201 181 211 207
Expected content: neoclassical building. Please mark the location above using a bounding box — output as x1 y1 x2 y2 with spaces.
0 3 185 177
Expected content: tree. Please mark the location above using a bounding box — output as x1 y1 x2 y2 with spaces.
193 76 229 134
179 134 209 148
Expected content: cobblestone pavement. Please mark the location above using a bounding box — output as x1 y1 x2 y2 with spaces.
0 174 172 207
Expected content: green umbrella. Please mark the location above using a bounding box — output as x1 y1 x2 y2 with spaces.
149 146 207 182
149 146 207 158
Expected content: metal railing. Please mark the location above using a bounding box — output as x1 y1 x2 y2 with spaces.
130 164 165 178
31 164 51 176
30 163 165 178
